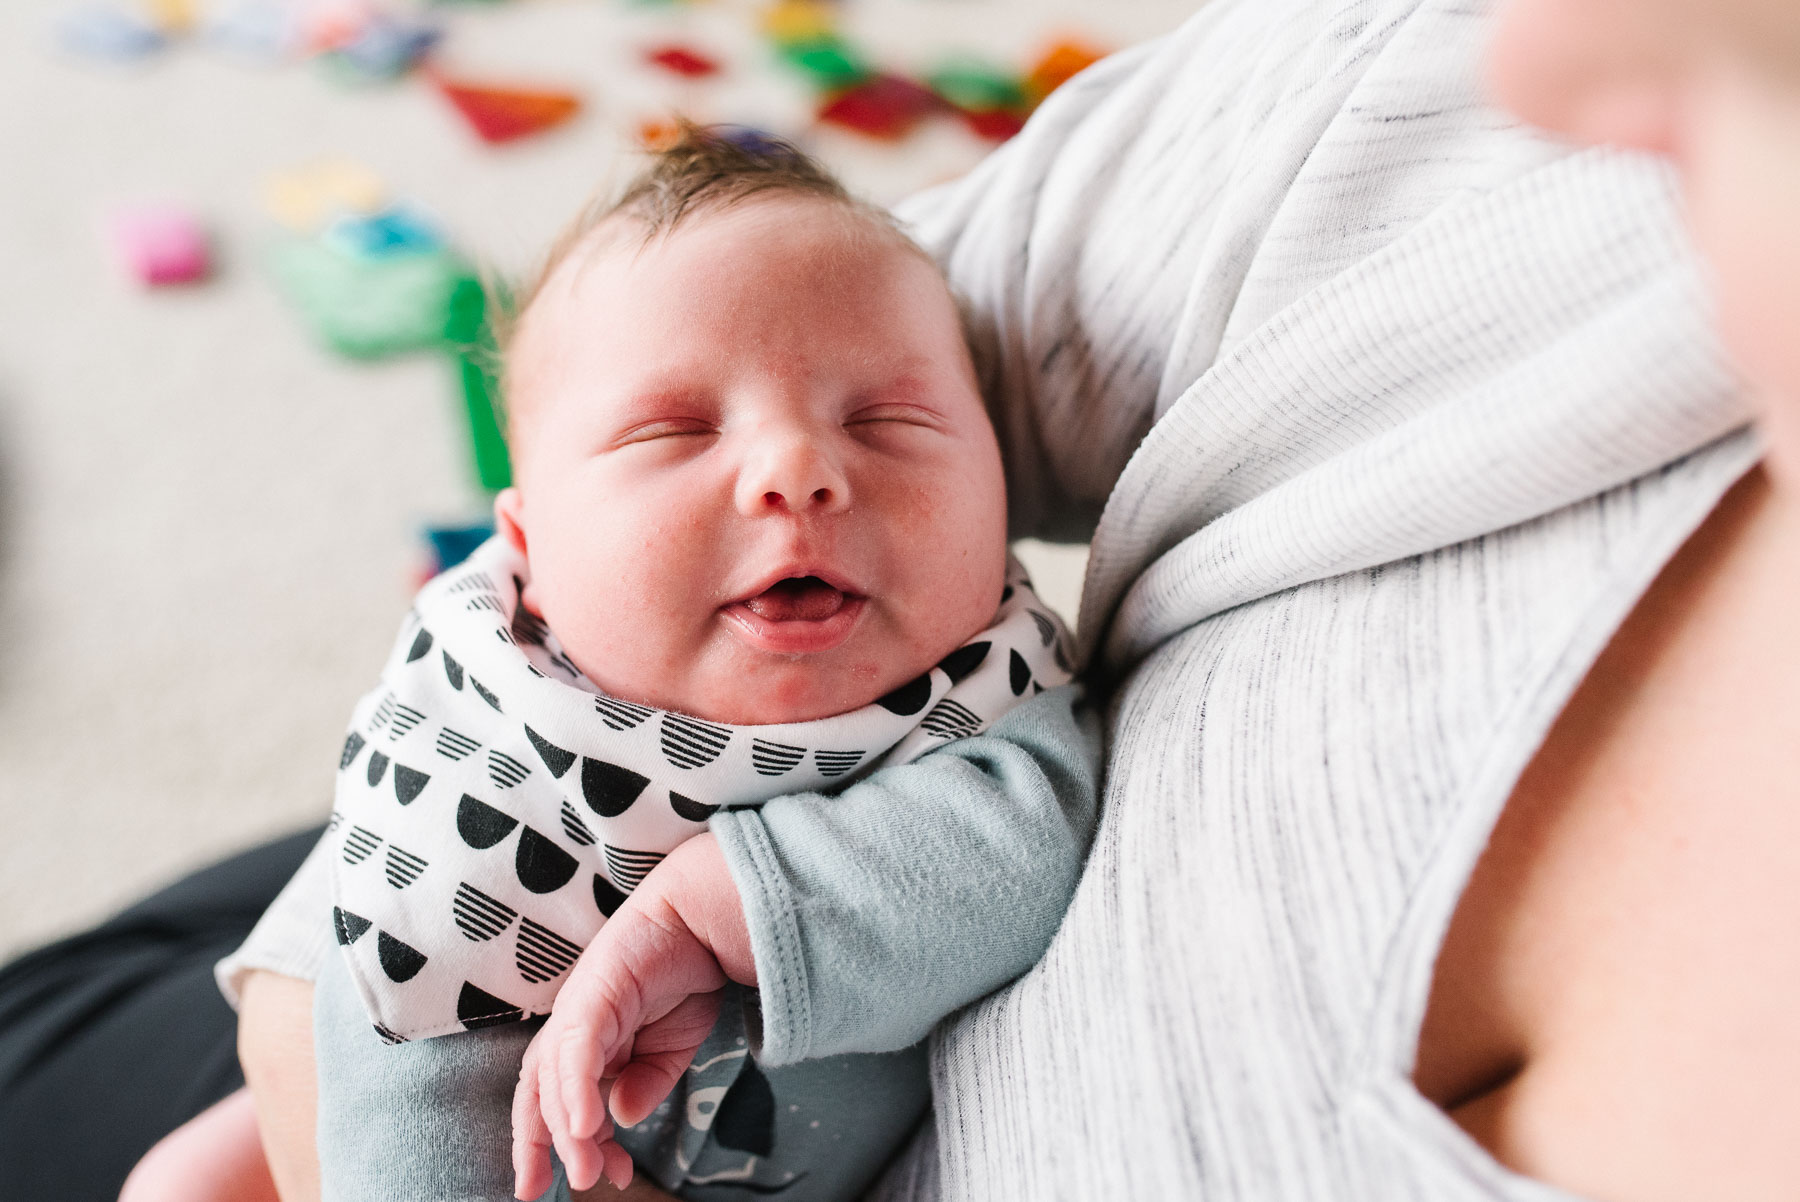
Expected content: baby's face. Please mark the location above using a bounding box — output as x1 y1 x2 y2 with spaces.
496 197 1009 725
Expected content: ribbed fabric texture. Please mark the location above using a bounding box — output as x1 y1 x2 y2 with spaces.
713 686 1101 1067
868 0 1755 1198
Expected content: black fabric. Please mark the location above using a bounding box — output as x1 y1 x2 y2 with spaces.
0 826 324 1202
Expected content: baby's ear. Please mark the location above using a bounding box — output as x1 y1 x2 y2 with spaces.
492 488 547 618
493 488 529 554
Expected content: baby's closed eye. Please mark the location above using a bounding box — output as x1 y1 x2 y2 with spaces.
613 418 717 446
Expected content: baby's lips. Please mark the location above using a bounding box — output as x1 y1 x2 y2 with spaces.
742 576 848 622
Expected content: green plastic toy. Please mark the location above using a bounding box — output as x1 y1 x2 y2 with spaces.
269 236 477 359
926 58 1026 113
776 37 870 90
444 277 512 492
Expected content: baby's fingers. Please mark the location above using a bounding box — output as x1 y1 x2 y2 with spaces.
601 1139 636 1192
609 991 722 1127
553 1018 613 1142
511 1051 555 1200
531 1027 604 1191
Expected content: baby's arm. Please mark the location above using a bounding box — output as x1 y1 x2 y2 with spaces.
513 833 755 1198
716 683 1100 1065
514 685 1099 1196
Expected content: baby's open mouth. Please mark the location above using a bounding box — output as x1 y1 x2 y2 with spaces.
742 576 850 623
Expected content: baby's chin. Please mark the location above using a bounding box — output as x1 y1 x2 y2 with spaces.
666 668 900 726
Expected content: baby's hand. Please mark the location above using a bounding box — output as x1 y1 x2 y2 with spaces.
511 833 755 1199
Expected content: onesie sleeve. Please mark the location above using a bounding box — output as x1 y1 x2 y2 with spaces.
709 683 1101 1067
214 828 335 1008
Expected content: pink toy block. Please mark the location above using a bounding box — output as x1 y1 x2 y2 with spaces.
112 206 210 285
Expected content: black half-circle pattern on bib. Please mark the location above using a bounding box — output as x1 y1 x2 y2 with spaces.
441 651 464 690
457 795 517 849
661 714 730 769
593 874 627 918
712 1056 777 1156
366 750 390 787
371 1022 407 1045
388 703 426 741
393 763 431 805
670 792 718 822
342 825 382 865
876 674 931 716
436 727 480 761
937 641 991 684
515 826 578 894
525 726 576 778
582 759 649 817
457 981 523 1030
452 882 517 941
511 602 547 647
921 699 983 741
1001 584 1014 603
594 696 653 731
1009 649 1032 696
377 931 427 983
559 802 596 846
333 906 371 945
406 628 434 663
384 845 427 889
340 732 366 771
472 678 503 712
516 918 582 984
487 750 529 789
751 739 805 777
604 846 665 892
1028 610 1057 647
814 749 863 778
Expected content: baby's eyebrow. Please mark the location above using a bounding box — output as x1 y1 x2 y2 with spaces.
609 383 714 418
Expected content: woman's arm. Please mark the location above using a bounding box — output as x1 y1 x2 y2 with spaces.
238 969 684 1202
236 971 319 1202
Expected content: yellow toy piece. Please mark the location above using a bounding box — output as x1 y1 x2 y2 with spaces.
264 159 388 234
759 0 837 46
143 0 197 35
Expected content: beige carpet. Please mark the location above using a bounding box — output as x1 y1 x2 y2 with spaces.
0 0 1192 960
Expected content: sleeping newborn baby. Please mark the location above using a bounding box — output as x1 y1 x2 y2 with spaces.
294 129 1100 1202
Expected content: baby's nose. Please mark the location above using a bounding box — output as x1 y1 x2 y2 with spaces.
736 438 850 516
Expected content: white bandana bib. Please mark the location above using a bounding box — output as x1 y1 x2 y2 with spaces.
328 538 1074 1041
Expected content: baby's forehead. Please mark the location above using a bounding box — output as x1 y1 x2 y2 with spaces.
520 198 947 352
504 194 964 433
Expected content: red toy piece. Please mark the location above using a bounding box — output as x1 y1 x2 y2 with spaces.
431 73 582 144
644 45 720 78
958 107 1026 141
816 74 941 140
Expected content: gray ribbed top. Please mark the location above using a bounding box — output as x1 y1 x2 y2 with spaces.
872 0 1753 1197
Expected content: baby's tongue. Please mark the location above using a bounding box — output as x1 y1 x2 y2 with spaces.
744 577 846 622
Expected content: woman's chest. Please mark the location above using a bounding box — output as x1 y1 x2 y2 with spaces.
1415 467 1800 1201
